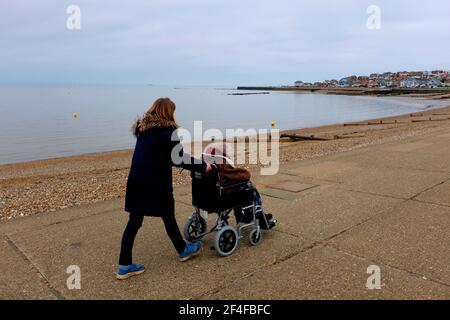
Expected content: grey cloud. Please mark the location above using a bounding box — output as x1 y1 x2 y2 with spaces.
0 0 449 85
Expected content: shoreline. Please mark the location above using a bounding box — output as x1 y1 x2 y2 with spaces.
1 103 450 221
1 94 447 167
237 86 450 96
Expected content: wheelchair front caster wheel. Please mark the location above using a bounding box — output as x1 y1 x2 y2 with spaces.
184 215 206 241
249 228 262 246
214 225 239 257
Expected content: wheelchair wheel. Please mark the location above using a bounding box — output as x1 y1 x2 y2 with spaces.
249 228 262 246
214 225 239 257
184 215 207 241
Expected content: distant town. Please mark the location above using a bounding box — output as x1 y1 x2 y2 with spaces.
294 70 450 89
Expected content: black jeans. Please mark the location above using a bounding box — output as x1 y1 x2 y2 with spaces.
118 212 187 266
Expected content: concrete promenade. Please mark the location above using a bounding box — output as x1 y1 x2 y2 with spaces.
1 127 450 299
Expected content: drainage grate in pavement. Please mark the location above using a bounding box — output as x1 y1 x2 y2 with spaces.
266 181 317 193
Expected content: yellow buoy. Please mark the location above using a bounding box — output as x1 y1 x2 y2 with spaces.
73 112 78 120
271 121 275 128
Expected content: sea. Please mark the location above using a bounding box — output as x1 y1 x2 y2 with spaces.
0 85 446 164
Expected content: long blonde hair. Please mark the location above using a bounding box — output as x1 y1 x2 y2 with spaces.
147 97 177 125
133 98 179 136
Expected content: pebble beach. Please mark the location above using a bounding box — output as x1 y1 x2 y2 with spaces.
1 103 450 221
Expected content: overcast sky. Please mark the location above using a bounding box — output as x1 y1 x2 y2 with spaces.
1 0 449 86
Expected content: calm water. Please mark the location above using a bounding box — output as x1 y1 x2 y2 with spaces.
0 85 446 164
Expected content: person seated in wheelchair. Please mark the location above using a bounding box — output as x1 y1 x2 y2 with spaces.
203 143 276 230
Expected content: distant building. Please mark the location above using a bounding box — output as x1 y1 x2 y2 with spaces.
400 78 421 88
325 79 339 87
339 78 350 87
295 70 450 89
426 78 442 88
339 76 356 87
368 79 379 88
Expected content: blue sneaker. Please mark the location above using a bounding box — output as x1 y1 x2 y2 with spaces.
115 264 145 280
178 242 203 262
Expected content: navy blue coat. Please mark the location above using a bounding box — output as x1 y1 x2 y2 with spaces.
125 124 204 217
